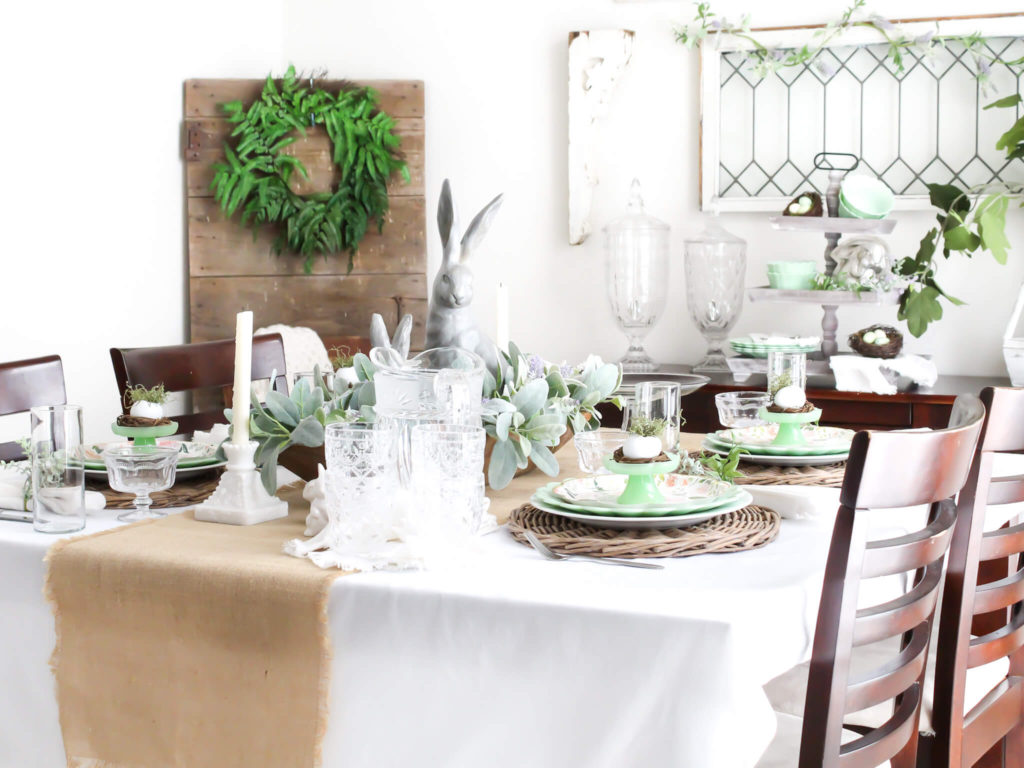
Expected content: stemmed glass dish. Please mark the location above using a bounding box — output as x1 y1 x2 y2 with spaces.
715 392 771 428
102 444 180 523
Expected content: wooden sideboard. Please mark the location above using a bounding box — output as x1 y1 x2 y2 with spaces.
600 366 1012 434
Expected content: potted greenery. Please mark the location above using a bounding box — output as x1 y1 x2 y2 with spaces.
238 343 623 492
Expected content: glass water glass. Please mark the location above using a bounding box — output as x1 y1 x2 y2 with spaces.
715 391 771 428
411 424 487 534
573 429 629 474
102 445 180 523
324 422 399 539
30 405 86 534
767 351 808 399
623 382 682 453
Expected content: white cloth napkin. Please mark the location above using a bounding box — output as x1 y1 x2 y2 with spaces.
0 464 105 512
192 423 230 447
745 485 830 520
284 464 498 571
829 354 938 395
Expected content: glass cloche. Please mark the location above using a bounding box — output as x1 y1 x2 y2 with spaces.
684 218 747 372
604 180 670 373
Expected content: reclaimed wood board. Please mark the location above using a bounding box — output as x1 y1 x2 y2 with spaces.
184 78 426 347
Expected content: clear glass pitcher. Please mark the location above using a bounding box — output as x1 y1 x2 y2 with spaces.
369 346 485 485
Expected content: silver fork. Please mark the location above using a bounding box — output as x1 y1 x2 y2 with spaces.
523 531 664 570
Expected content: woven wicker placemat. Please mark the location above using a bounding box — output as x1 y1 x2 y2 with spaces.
508 503 780 559
87 469 222 510
733 460 846 488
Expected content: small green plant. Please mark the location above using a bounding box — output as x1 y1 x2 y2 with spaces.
699 445 749 484
329 345 357 369
628 417 668 438
768 372 792 398
127 384 168 405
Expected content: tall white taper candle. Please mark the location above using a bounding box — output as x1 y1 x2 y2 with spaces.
496 281 510 353
231 310 253 445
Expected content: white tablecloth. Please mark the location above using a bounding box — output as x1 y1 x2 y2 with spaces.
0 486 920 768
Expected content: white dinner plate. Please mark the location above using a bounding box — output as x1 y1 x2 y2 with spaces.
528 489 753 530
550 474 740 513
702 440 848 467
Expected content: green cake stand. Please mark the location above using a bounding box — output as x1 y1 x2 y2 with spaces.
757 407 822 447
111 421 179 447
602 452 681 506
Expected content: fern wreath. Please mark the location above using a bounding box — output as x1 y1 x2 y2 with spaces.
211 66 409 274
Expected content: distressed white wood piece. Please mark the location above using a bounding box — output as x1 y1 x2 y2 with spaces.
568 29 634 245
698 14 1024 212
747 287 902 305
768 217 896 235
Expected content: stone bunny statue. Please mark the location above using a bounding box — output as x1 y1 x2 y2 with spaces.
426 179 504 373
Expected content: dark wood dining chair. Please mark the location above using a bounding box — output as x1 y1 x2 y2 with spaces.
109 335 288 436
928 386 1024 768
0 355 67 460
761 396 985 768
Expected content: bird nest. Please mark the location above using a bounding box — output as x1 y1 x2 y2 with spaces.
848 324 903 359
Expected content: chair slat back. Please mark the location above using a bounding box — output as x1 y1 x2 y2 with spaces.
109 335 288 436
926 386 1024 768
799 397 985 768
0 355 67 460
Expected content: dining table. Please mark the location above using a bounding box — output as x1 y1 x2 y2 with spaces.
0 431 919 768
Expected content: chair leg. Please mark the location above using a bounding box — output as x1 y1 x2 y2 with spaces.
893 728 921 768
1007 723 1024 768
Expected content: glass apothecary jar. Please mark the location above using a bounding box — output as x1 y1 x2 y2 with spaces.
684 220 747 371
604 179 670 373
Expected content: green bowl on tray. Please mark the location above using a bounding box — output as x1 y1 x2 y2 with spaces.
838 176 894 219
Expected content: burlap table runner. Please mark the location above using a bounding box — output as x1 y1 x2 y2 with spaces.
45 484 347 768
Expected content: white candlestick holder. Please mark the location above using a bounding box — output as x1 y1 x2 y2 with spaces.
194 441 288 525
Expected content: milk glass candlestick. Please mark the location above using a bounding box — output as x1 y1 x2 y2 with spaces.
231 310 253 445
496 282 510 352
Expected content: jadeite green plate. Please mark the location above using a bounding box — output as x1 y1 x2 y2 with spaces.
534 482 745 518
706 433 851 457
551 474 738 512
529 488 754 528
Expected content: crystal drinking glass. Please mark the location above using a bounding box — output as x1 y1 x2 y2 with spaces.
29 405 86 534
714 391 771 428
324 422 399 541
573 429 629 474
684 220 747 372
411 423 487 535
623 382 682 453
370 346 485 487
604 180 670 373
102 444 180 523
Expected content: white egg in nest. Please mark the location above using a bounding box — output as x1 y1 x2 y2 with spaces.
622 434 663 460
130 400 164 419
773 385 806 410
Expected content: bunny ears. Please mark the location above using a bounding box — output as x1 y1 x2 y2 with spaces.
370 312 413 362
437 178 503 264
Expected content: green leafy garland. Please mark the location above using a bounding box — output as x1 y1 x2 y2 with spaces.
895 96 1023 337
674 1 1023 87
211 66 409 274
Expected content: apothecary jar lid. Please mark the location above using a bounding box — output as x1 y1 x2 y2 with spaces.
603 179 669 235
684 217 746 245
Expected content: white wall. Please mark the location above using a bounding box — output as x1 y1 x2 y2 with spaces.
283 0 1024 374
2 0 285 439
2 0 1022 442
